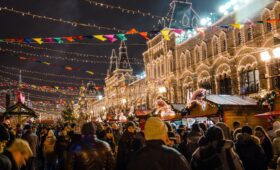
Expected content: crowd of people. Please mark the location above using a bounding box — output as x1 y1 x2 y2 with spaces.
0 115 280 170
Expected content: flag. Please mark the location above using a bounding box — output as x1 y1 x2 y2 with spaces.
161 29 170 40
138 32 149 40
94 35 107 41
126 28 138 34
104 35 117 42
33 38 44 44
116 34 127 41
230 24 243 29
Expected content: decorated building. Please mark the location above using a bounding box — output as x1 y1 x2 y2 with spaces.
88 0 280 122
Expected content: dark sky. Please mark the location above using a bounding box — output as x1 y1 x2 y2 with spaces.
0 0 226 101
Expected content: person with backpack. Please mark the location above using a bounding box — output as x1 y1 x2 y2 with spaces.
191 125 243 170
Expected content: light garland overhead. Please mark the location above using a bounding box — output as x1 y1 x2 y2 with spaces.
0 65 106 80
0 69 83 86
84 0 168 20
5 42 145 62
0 48 144 65
0 7 126 32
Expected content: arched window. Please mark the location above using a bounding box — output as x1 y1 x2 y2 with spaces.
237 32 242 46
213 37 219 56
182 14 190 27
247 27 253 41
202 43 207 60
195 48 201 64
220 33 227 52
266 18 272 33
241 68 260 94
186 52 191 67
184 86 193 103
199 80 212 94
161 61 164 75
219 74 232 94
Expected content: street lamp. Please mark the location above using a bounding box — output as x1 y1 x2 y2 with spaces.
260 47 280 62
122 98 127 104
158 86 167 94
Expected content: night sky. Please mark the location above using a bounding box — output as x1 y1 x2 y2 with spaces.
0 0 226 101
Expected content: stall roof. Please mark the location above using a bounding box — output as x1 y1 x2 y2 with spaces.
171 104 186 112
206 95 258 106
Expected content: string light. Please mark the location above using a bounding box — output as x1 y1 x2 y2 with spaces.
0 69 84 86
0 65 106 79
0 48 144 65
5 42 145 62
84 0 168 20
0 6 126 32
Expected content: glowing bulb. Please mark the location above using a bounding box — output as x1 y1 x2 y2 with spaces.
260 51 271 62
273 47 280 58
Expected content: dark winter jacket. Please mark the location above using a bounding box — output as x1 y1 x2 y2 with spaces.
235 133 267 170
127 140 191 170
260 137 273 164
116 131 139 170
191 140 244 170
180 131 203 161
3 150 18 170
66 135 115 170
22 131 38 157
0 154 11 170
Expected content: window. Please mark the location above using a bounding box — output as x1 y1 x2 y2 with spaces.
273 76 280 89
237 32 242 46
196 49 200 63
241 69 260 94
161 62 164 75
247 27 253 41
272 62 280 89
266 18 272 33
221 39 227 52
202 48 207 60
184 86 193 103
199 81 212 94
219 75 232 94
215 43 219 55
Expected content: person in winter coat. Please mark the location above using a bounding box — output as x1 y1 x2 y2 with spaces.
66 122 115 170
272 129 280 168
216 122 232 140
191 125 244 170
116 121 139 170
21 125 38 170
43 130 56 170
255 126 273 165
103 127 116 153
3 139 33 170
268 121 280 140
180 123 203 161
55 129 70 170
127 117 191 170
0 124 11 170
235 126 267 170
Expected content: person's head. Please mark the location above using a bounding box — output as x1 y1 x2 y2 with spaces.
205 126 224 143
47 130 55 137
105 127 113 139
241 125 253 135
167 131 177 147
233 121 241 129
81 122 96 136
8 139 33 168
112 123 118 130
199 123 207 132
276 129 280 138
191 123 201 133
255 126 268 140
233 128 242 141
126 121 136 133
144 117 168 144
0 124 10 153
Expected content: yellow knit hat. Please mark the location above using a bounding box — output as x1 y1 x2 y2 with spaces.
144 117 168 141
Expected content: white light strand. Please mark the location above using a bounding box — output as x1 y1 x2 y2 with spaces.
0 6 126 32
5 42 145 62
0 47 144 65
84 0 168 20
0 69 83 86
0 65 106 79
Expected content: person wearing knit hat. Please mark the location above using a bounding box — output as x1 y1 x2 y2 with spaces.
127 117 191 170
